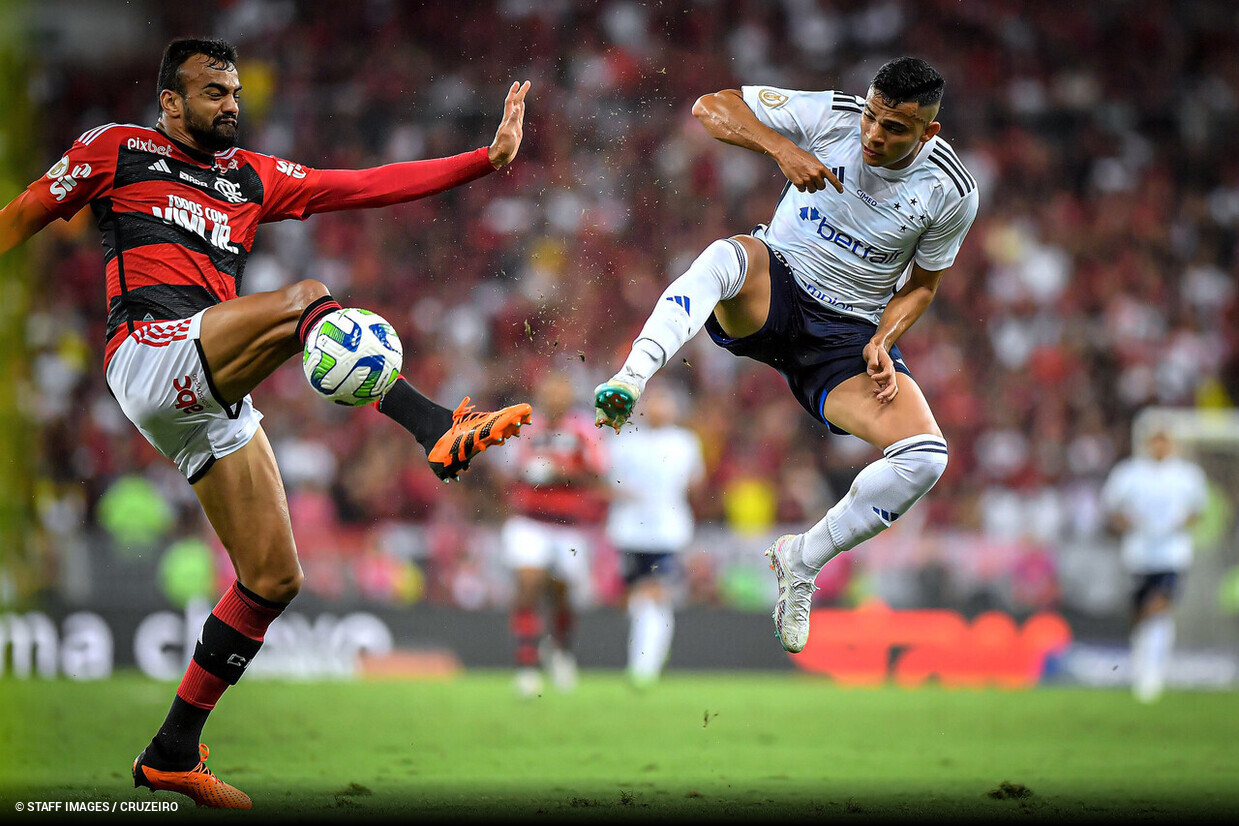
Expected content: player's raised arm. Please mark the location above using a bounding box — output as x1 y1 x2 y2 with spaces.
300 80 532 215
692 89 842 194
488 80 530 169
0 190 57 256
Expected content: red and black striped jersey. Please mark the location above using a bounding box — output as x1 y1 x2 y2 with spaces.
24 122 496 367
507 410 610 524
27 123 323 364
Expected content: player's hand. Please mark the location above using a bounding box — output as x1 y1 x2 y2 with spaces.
863 340 898 404
489 80 531 169
773 144 843 194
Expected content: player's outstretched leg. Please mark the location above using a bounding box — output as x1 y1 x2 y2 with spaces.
595 238 749 432
294 296 533 481
764 534 818 653
133 744 252 809
427 396 533 482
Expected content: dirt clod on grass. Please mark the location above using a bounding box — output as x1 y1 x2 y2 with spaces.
987 780 1032 800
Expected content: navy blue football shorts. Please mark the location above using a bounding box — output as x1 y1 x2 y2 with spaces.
618 550 680 587
703 240 913 435
1133 571 1180 612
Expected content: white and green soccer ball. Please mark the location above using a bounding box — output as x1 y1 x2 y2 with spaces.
302 307 402 406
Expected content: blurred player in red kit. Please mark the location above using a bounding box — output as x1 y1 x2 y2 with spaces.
495 372 609 698
0 37 533 808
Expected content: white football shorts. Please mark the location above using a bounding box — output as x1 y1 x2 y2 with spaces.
500 515 592 586
105 310 263 483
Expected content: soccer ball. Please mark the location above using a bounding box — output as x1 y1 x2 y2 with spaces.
302 307 403 406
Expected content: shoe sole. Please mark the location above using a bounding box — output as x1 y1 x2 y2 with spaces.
766 535 807 654
594 385 636 432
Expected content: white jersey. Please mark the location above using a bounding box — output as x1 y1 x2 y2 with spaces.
1099 455 1209 573
741 86 980 325
605 424 705 553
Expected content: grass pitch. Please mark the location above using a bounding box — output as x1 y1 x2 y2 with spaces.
2 670 1238 822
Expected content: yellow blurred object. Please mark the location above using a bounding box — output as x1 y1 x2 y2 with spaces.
1195 378 1232 410
235 59 275 121
723 477 776 536
395 561 425 604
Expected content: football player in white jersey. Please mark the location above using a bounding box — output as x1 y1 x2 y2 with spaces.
1100 427 1209 702
604 384 705 688
594 57 979 654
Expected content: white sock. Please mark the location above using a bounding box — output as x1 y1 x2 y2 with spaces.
628 593 674 680
615 238 748 391
802 434 949 571
1130 621 1150 687
1133 614 1174 699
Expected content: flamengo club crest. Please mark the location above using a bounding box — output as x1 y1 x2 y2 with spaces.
213 177 245 203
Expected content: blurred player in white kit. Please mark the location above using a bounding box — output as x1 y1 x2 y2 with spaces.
604 384 705 688
1100 426 1208 702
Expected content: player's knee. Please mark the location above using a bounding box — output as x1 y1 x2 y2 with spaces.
283 279 332 319
1146 592 1172 615
247 567 304 605
886 435 948 498
271 573 303 604
701 237 749 299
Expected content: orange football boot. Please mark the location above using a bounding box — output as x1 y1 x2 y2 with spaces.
427 396 533 481
132 743 252 809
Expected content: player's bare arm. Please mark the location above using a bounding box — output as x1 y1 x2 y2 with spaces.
488 80 531 169
864 263 945 404
692 89 842 194
0 190 56 256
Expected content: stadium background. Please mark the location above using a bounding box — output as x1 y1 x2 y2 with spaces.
2 0 1239 688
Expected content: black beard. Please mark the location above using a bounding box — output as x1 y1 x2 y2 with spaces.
187 117 239 153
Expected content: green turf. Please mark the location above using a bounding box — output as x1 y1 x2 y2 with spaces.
2 670 1238 822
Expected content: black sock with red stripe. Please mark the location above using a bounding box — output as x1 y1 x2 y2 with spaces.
552 605 575 653
376 376 453 455
511 607 543 669
296 295 342 345
142 582 287 771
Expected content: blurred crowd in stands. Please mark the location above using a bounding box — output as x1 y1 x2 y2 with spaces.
16 0 1239 619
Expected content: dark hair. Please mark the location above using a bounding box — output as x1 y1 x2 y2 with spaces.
871 57 945 109
157 38 238 97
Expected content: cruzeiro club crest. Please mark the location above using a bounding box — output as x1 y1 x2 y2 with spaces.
758 89 789 109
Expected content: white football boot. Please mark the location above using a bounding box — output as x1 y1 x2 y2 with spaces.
547 647 578 692
765 534 818 654
514 667 543 699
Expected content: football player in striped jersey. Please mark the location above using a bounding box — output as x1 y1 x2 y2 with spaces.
494 372 610 698
1 37 532 807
